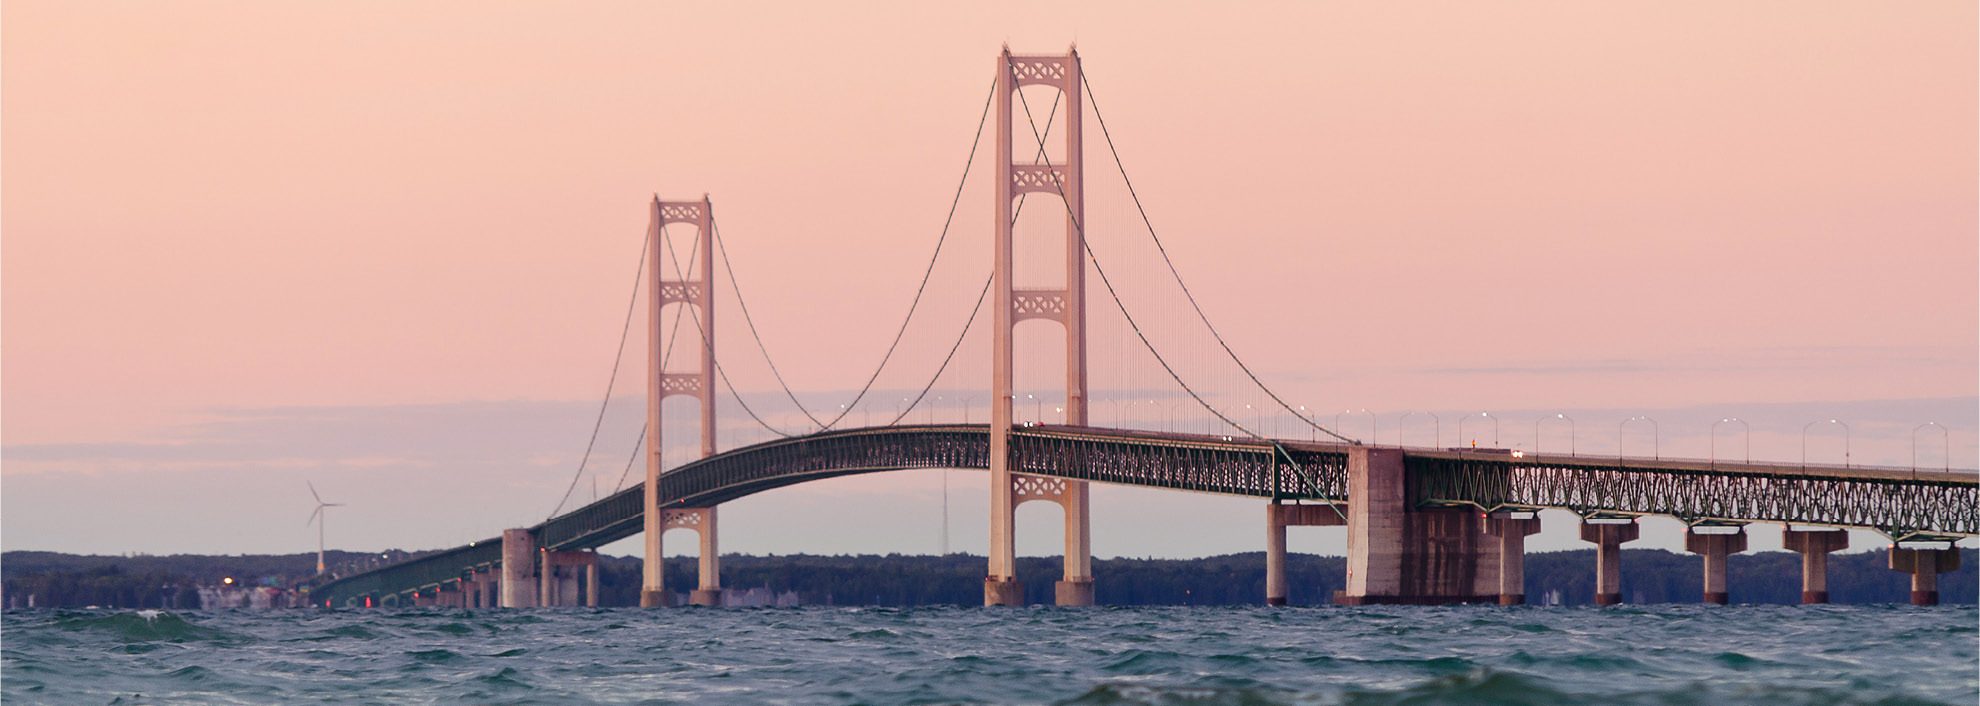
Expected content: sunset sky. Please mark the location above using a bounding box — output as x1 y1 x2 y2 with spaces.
5 2 1974 560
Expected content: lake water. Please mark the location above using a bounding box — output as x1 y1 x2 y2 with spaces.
3 605 1975 705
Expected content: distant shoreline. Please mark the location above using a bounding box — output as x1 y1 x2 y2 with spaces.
4 548 1972 609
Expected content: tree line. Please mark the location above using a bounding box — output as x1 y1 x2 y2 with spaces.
6 548 1970 609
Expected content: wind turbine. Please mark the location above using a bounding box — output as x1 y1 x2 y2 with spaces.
306 482 344 575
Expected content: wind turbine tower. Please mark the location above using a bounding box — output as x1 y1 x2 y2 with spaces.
306 482 344 575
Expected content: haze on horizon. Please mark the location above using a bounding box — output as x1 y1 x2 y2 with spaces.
4 2 1975 561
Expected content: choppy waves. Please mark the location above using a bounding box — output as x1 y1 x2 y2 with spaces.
4 605 1975 705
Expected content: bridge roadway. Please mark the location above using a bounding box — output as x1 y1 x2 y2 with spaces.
306 423 1978 607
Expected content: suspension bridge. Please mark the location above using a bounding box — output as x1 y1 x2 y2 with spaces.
306 48 1977 610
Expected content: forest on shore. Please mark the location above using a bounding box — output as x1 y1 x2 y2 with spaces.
4 548 1972 609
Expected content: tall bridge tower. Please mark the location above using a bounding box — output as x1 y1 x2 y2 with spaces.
987 48 1094 606
641 195 723 608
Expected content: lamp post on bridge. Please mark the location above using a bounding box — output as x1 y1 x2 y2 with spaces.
931 396 941 425
1399 411 1441 449
1620 416 1659 461
1459 411 1498 448
1711 417 1749 468
1335 409 1376 446
1913 422 1948 481
960 396 976 425
1535 413 1575 457
1802 419 1850 470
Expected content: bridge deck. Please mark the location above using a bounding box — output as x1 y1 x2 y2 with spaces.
305 424 1975 606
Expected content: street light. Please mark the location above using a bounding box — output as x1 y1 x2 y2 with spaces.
960 396 976 425
1335 409 1376 445
1459 411 1498 448
1620 416 1659 460
1027 394 1041 424
931 396 941 425
1299 405 1313 442
1711 417 1748 468
1536 413 1575 456
1913 422 1948 480
1398 411 1442 448
1802 419 1850 469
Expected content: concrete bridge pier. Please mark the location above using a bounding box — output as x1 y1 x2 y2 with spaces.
500 528 538 608
1889 546 1960 606
437 582 465 609
538 550 600 607
1579 518 1639 606
1481 511 1541 605
1783 527 1847 603
1265 502 1345 605
1337 447 1499 605
1685 525 1747 604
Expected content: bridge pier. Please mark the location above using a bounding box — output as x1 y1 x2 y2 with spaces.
1481 511 1541 605
1579 518 1639 606
1337 447 1498 605
500 528 538 608
538 550 599 607
1889 546 1959 606
658 507 723 607
1685 525 1747 604
1266 502 1346 605
1783 527 1847 603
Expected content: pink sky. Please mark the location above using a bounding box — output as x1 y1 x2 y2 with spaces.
4 2 1974 557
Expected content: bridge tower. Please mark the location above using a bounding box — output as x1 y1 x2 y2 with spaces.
642 195 723 608
987 47 1093 607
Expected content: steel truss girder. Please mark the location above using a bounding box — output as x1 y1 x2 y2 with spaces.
1409 456 1979 538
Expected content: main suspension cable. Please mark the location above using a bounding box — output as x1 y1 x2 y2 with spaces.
659 228 799 439
549 220 703 518
816 83 1060 430
1006 59 1259 439
1080 71 1354 443
547 223 649 519
711 218 825 429
885 271 992 426
611 423 645 494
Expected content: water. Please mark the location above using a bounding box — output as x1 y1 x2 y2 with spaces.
4 605 1975 705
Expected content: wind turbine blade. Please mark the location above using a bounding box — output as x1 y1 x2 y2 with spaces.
308 481 323 504
325 503 346 508
307 506 323 527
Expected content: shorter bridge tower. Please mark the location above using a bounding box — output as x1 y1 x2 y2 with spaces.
642 195 723 608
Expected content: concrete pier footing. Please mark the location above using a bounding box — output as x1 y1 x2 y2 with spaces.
1579 519 1640 606
1889 546 1960 606
1784 528 1848 603
984 578 1022 606
1685 526 1747 604
1055 580 1095 606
